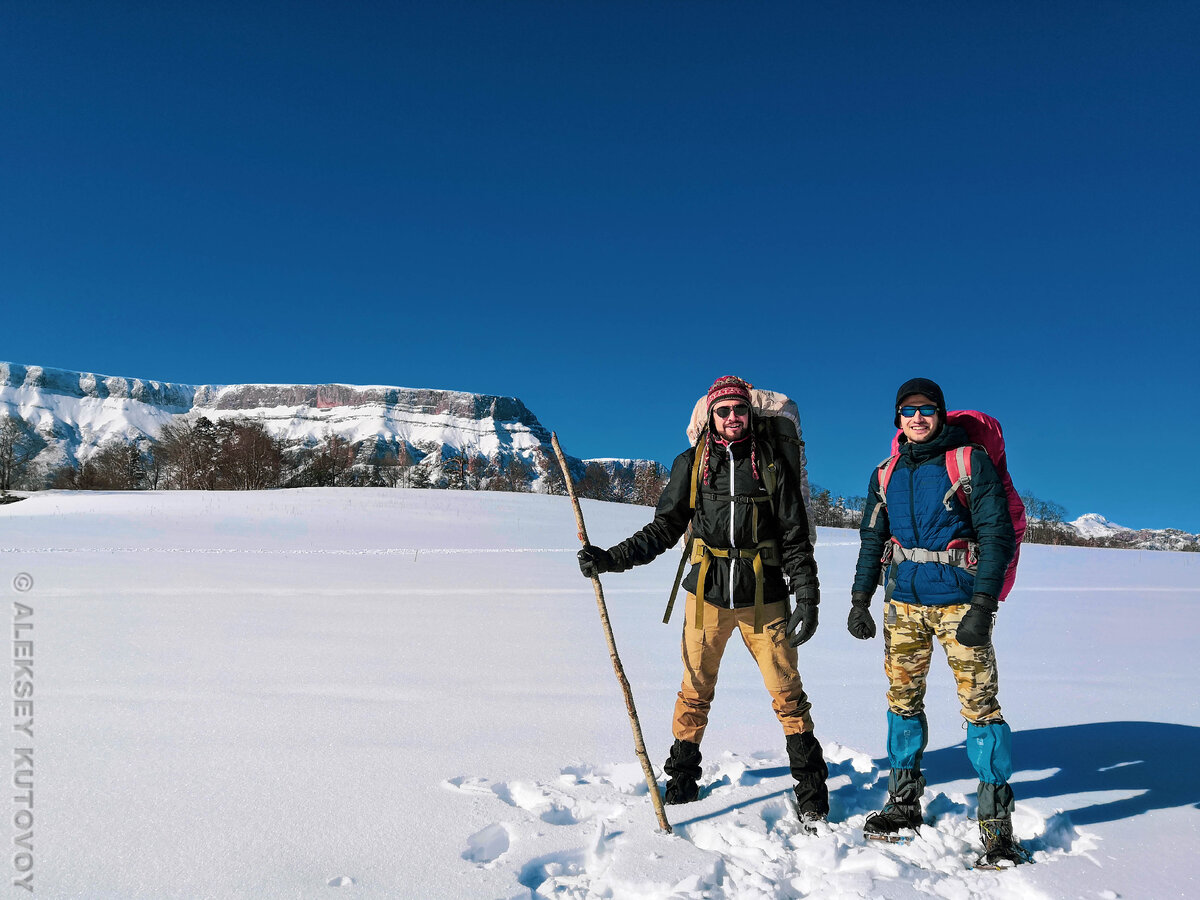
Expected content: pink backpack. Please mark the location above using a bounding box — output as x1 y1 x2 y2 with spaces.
875 410 1026 601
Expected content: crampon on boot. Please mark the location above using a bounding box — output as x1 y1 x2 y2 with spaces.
862 801 922 842
976 818 1033 868
863 766 924 842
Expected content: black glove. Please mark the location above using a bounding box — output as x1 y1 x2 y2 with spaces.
577 544 613 578
956 593 998 647
847 591 877 640
786 585 820 647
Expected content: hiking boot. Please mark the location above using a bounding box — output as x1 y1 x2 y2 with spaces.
663 739 702 806
862 801 923 836
863 765 924 836
977 818 1031 867
664 777 700 805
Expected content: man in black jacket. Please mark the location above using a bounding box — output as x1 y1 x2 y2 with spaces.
577 376 828 825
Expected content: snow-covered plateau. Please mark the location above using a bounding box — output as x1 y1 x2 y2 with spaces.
1 488 1196 898
0 361 663 492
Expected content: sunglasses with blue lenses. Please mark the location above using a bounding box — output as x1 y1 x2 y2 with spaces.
898 404 939 418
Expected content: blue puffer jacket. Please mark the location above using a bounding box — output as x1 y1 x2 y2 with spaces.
853 423 1015 605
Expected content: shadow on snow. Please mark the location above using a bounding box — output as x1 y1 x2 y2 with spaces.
670 721 1199 829
904 720 1200 826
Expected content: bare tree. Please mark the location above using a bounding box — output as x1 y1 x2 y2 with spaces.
218 419 284 490
367 449 404 488
845 495 868 523
47 442 129 491
310 432 358 486
576 462 616 502
1020 492 1077 545
610 466 635 502
49 462 89 490
495 454 531 492
154 417 221 489
631 464 665 506
0 414 41 493
90 442 145 489
535 447 566 495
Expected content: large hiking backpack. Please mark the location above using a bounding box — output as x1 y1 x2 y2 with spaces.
664 388 816 630
871 410 1025 601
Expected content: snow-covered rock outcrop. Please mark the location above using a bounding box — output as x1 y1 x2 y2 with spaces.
0 361 663 494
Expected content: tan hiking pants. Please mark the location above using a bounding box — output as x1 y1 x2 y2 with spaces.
672 593 815 744
883 600 1002 724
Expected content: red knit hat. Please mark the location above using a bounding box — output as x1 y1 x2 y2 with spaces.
707 375 753 412
700 375 759 487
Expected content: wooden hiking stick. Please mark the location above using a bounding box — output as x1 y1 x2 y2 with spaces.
550 433 672 835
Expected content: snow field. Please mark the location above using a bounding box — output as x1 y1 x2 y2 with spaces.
2 488 1197 898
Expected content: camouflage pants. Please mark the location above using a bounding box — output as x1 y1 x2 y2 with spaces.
883 600 1002 725
673 593 815 743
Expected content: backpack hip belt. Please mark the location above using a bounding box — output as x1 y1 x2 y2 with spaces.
662 536 781 633
879 537 979 589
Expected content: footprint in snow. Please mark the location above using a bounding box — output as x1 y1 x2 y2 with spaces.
443 775 494 795
462 822 511 866
492 779 582 825
448 745 1100 900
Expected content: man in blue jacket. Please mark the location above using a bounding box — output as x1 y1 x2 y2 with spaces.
850 377 1027 866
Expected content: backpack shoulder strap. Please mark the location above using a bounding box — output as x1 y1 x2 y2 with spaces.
867 453 900 529
942 445 974 511
877 453 901 501
759 431 779 511
689 432 706 510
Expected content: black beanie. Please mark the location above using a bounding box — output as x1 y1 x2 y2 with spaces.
894 377 946 427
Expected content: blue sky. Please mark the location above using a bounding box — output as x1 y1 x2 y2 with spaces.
3 2 1198 531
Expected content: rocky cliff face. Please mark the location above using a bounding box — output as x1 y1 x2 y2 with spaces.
1 361 196 409
0 362 664 495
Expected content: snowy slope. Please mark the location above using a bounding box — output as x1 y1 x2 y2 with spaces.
2 489 1197 898
1070 513 1131 539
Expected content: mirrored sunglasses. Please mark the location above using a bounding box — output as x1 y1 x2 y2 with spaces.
898 404 939 418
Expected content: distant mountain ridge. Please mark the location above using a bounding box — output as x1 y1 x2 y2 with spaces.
0 361 664 495
1066 513 1199 552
